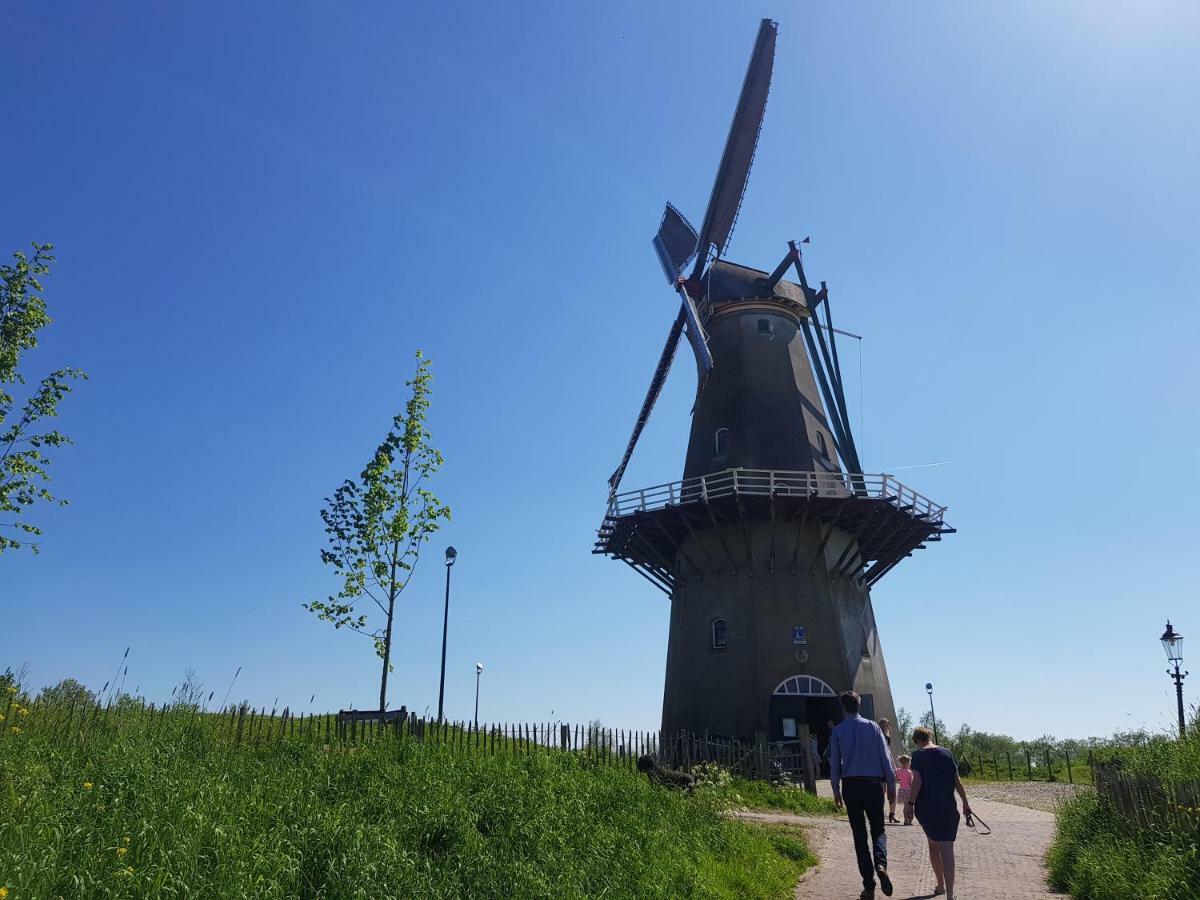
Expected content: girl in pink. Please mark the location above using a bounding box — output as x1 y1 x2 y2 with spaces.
897 755 915 824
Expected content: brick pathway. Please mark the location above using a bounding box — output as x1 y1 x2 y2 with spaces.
737 793 1064 899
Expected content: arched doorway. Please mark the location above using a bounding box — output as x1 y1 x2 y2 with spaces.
767 674 843 761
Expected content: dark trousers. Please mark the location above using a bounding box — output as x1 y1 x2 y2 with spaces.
842 777 887 889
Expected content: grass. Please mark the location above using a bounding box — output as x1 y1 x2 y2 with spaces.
693 766 838 817
0 694 818 899
1045 724 1200 900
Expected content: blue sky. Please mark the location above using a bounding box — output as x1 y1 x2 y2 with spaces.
4 1 1197 740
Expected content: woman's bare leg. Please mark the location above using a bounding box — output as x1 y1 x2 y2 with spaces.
937 840 956 897
927 839 945 891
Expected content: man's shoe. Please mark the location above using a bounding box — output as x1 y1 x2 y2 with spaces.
858 890 875 900
875 864 893 897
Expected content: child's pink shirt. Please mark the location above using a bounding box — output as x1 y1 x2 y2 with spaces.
897 768 913 790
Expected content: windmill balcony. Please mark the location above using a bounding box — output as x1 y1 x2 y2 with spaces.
594 468 954 594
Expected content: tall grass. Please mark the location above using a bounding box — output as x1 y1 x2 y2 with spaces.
0 691 814 898
1046 720 1200 900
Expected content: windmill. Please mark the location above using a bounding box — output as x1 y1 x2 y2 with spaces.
596 19 954 746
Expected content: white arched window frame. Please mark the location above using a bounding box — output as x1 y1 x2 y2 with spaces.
711 617 728 650
771 674 836 697
714 427 730 456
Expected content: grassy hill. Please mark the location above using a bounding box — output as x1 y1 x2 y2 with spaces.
0 692 826 898
1046 721 1200 899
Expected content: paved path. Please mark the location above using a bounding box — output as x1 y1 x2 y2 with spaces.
737 793 1063 899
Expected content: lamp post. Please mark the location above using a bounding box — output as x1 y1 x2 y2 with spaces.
474 662 484 727
1160 621 1188 737
437 546 457 723
926 682 939 743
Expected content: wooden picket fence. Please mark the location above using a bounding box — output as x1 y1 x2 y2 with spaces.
7 691 818 790
1094 763 1200 833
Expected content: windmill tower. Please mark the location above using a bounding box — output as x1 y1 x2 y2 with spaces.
596 20 954 746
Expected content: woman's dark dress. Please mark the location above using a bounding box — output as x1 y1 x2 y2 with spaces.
911 746 960 841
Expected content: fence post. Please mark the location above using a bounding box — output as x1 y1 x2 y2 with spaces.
1066 749 1073 784
1007 751 1013 780
1026 749 1032 780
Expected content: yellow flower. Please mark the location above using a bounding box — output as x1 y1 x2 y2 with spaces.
123 836 131 844
17 707 29 717
120 866 134 877
83 782 93 790
0 712 5 722
6 685 16 694
116 846 128 858
9 726 20 735
0 886 9 899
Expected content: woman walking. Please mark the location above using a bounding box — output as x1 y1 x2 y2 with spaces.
904 727 972 900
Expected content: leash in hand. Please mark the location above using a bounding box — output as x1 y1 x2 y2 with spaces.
964 809 991 836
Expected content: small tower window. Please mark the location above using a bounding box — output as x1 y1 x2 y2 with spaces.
711 618 728 650
757 318 773 336
816 432 829 458
714 427 729 457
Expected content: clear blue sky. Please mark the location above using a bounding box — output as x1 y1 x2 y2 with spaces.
4 2 1197 740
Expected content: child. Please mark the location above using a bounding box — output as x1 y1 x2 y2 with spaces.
897 754 914 825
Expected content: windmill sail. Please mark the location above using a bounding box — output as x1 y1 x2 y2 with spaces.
608 310 686 492
652 203 699 284
689 18 777 279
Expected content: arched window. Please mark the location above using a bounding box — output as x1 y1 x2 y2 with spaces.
714 427 729 456
711 618 728 650
771 674 836 696
816 432 829 458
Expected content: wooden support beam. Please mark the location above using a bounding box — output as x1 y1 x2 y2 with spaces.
736 498 755 577
705 503 740 576
676 508 722 577
809 505 844 576
651 515 704 581
788 500 813 575
768 490 778 575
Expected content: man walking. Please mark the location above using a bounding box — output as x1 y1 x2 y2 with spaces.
829 690 896 898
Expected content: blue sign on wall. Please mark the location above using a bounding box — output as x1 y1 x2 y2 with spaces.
792 625 807 645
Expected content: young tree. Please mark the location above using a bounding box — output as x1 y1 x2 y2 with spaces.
305 352 450 712
1 243 87 553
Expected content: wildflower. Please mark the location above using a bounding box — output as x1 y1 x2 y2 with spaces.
6 685 16 694
17 707 29 717
0 886 8 899
123 836 131 844
120 866 134 877
0 713 5 722
83 782 93 791
116 846 128 858
9 727 20 735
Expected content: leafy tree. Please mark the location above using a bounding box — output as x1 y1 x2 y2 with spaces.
1 243 86 553
305 352 450 712
894 706 914 753
39 677 95 707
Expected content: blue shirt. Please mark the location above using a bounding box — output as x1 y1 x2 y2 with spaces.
829 713 896 800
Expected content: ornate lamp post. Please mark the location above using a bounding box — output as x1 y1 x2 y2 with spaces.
1160 621 1188 737
437 546 457 723
925 682 939 743
474 662 484 728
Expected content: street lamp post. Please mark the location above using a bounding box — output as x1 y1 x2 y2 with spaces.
1160 621 1188 737
925 682 939 743
437 546 457 723
474 662 483 728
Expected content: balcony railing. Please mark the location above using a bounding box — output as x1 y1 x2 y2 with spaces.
606 468 946 523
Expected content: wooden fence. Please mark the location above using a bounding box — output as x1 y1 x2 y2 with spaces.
1094 763 1200 833
8 692 821 790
